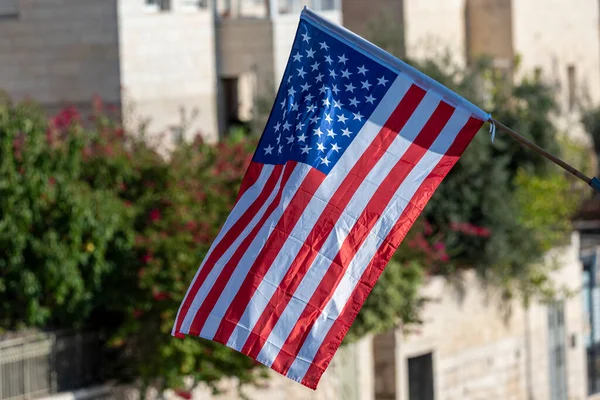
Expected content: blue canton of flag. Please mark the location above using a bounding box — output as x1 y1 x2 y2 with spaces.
253 18 397 174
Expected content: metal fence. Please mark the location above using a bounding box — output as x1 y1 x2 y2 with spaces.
0 331 105 400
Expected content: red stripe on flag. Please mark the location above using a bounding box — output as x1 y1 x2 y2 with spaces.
188 162 297 336
272 101 456 375
173 163 282 335
235 162 264 205
210 165 329 345
231 84 427 359
300 116 483 389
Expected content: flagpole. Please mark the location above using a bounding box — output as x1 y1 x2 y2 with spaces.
490 118 600 193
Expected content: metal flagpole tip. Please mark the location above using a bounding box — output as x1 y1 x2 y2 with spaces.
590 177 600 193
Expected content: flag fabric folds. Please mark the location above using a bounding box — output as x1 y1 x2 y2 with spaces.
172 7 489 389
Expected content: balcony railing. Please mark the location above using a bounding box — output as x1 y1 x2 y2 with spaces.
0 331 105 400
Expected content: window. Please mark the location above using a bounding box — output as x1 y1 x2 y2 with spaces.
222 77 240 133
182 0 208 9
548 300 568 400
584 250 600 395
407 353 434 400
145 0 171 11
373 331 396 400
0 0 19 17
567 65 577 111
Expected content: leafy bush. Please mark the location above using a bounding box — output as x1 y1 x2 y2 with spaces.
0 95 262 393
0 96 133 328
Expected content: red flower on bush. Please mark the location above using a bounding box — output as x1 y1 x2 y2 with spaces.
173 390 192 400
140 252 153 264
51 106 80 130
48 177 56 186
133 309 144 319
153 291 170 301
423 221 433 236
450 221 491 238
148 209 161 223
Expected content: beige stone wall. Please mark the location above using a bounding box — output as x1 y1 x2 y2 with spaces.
117 0 218 143
0 0 121 109
394 233 586 400
465 0 513 65
512 0 600 141
403 0 466 65
218 19 275 123
341 0 403 44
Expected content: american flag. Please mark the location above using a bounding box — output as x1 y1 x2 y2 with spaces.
173 8 489 389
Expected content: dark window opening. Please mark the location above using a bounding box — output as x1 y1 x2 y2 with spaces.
408 353 434 400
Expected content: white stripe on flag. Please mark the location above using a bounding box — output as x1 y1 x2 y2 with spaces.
255 91 443 367
172 165 275 335
199 162 312 339
179 165 283 334
222 75 415 351
286 108 472 381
